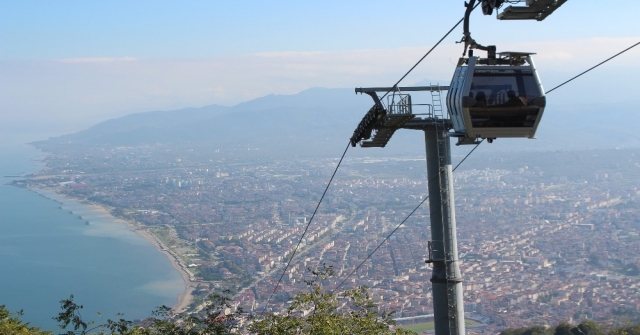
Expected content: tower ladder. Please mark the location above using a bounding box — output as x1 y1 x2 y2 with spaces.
432 84 459 335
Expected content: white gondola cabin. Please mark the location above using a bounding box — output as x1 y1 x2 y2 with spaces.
447 51 546 144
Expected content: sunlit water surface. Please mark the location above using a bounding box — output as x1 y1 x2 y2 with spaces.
0 140 184 331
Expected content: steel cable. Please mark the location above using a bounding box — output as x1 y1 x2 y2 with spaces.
545 41 640 94
330 140 483 295
378 3 480 102
261 7 479 314
261 141 350 315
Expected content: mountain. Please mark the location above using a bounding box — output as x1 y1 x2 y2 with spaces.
34 87 640 159
34 88 373 157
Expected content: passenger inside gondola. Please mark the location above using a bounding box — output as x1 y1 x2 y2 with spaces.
475 91 487 106
469 88 539 128
446 53 546 139
502 90 527 106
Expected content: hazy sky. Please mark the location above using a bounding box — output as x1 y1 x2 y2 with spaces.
1 1 639 137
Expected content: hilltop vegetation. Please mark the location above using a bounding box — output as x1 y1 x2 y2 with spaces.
501 320 640 335
0 306 51 335
1 267 415 335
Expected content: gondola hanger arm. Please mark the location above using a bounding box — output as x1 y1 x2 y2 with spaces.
462 0 498 57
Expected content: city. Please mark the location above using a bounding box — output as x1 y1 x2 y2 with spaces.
12 142 640 333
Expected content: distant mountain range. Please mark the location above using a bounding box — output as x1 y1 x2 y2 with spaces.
34 87 640 158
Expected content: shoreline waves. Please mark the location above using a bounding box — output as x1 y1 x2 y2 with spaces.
24 185 196 314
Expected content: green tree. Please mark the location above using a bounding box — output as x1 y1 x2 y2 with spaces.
554 322 574 335
501 328 525 335
0 305 52 335
502 321 640 335
571 320 604 335
610 324 640 335
501 325 552 335
249 266 415 335
54 295 137 335
141 292 243 335
523 326 553 335
8 266 419 335
54 292 243 335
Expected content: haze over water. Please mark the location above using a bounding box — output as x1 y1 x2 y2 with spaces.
0 138 184 331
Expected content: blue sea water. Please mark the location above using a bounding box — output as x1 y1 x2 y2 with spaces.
0 140 184 331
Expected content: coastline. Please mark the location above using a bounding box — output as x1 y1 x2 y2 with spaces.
132 224 198 313
23 185 196 314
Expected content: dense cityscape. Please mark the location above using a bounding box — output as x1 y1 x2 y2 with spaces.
12 143 640 333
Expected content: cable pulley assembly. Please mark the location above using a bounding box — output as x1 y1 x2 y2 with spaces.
349 103 387 147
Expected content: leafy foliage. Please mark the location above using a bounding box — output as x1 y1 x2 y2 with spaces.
54 292 242 335
0 305 52 335
249 265 415 335
49 266 414 334
554 322 573 335
5 293 640 335
609 325 640 335
54 295 135 335
501 325 553 335
501 321 610 335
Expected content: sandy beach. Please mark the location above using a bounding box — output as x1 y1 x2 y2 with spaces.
133 226 199 313
25 186 196 314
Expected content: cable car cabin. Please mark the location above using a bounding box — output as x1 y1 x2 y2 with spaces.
447 52 546 144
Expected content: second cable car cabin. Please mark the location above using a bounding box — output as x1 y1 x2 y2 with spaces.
447 51 546 144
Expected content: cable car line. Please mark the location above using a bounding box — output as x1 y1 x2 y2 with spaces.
344 2 574 334
261 0 608 318
262 7 485 309
333 34 637 325
261 141 351 316
260 8 473 313
545 41 640 94
330 140 484 295
351 4 480 149
336 34 638 330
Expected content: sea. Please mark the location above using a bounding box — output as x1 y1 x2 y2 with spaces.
0 135 184 332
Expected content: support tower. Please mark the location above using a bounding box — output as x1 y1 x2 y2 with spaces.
351 85 465 335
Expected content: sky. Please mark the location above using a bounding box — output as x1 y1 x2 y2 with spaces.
1 0 639 139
